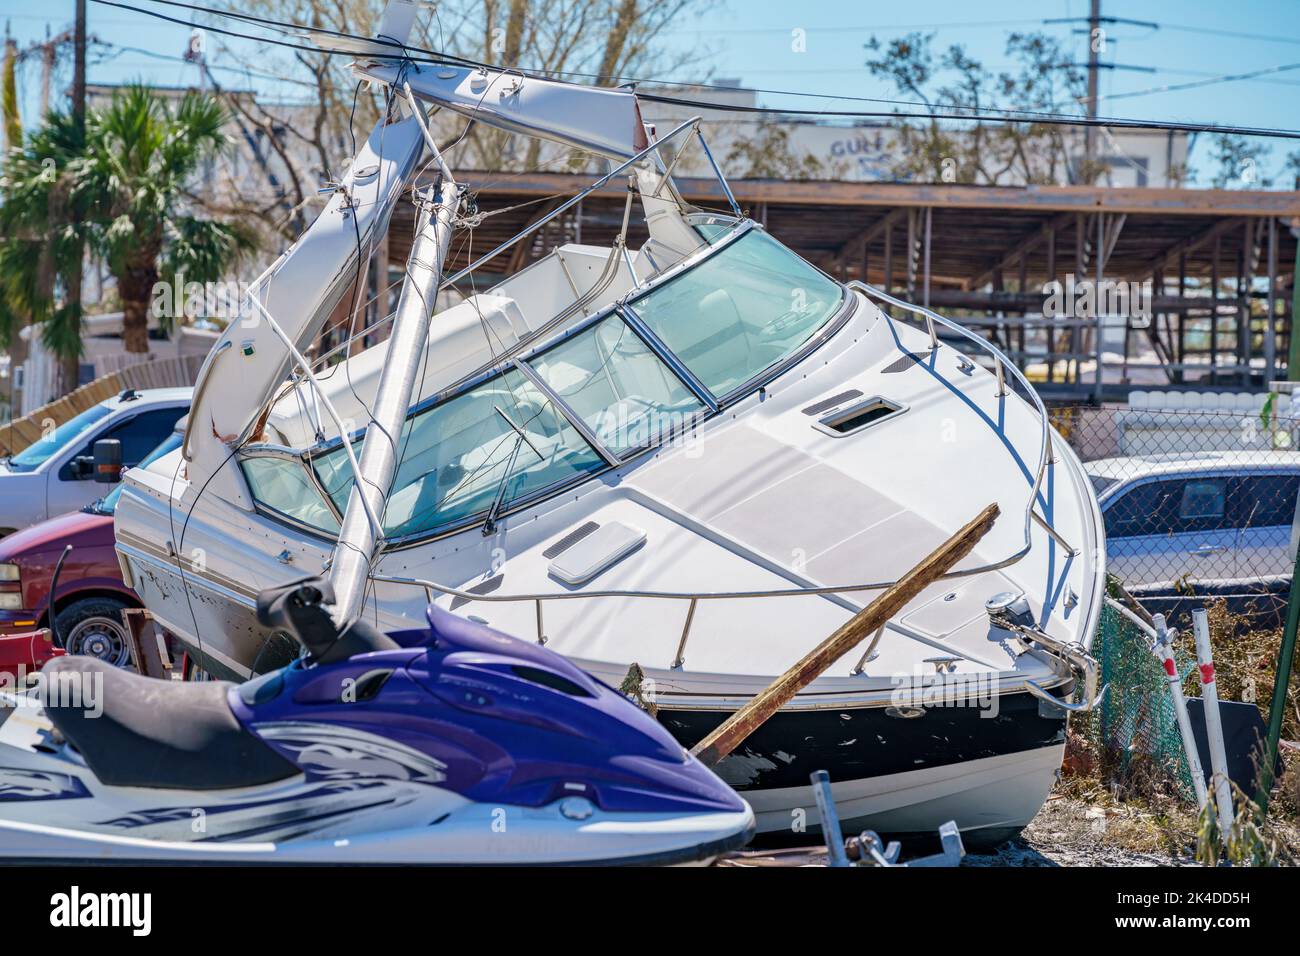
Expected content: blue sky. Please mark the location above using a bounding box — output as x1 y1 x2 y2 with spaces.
5 0 1300 184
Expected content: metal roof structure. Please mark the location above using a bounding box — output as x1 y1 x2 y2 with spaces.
379 173 1300 402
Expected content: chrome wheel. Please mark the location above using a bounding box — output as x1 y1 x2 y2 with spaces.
65 615 132 668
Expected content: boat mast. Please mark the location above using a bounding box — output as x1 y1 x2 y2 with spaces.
325 3 664 623
327 159 462 626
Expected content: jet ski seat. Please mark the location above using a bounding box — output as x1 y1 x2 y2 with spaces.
42 657 299 791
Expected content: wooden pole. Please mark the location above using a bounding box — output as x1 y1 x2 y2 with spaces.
691 502 1000 768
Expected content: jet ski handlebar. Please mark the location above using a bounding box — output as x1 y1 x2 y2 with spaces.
256 576 398 664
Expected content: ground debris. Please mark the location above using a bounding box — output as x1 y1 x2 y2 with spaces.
966 789 1300 867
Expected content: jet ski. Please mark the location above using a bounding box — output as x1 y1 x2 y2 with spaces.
0 577 754 864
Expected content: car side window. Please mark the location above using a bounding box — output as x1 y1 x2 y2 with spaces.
1104 477 1230 538
62 406 187 478
1104 480 1179 538
1176 478 1228 532
1235 474 1300 528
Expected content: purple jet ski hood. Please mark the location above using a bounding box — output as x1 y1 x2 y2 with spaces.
227 605 746 817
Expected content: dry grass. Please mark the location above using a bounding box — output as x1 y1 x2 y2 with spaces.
1032 771 1300 864
1055 595 1300 864
1055 598 1300 858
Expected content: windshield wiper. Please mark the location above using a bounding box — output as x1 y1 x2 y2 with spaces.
483 405 544 535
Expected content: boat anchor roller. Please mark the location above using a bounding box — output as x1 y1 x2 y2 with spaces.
985 591 1105 714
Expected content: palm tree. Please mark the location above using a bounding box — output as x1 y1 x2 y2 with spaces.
0 110 87 391
0 84 255 387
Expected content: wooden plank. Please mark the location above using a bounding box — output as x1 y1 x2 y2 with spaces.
1131 216 1244 280
834 207 907 263
122 608 171 679
690 502 1001 768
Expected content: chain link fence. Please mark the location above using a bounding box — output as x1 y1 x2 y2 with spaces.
1083 600 1198 803
1051 398 1300 627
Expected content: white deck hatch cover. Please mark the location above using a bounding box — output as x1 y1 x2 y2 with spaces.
547 521 647 585
814 395 906 437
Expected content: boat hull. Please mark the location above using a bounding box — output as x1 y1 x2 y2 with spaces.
659 689 1066 847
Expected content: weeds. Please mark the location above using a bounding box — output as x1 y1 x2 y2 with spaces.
1194 780 1296 867
1055 599 1300 862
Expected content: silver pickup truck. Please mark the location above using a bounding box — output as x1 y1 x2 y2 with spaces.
0 388 190 536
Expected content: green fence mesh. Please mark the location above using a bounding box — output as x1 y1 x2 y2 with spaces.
1090 601 1196 802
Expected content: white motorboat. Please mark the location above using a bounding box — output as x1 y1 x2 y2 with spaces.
113 2 1105 846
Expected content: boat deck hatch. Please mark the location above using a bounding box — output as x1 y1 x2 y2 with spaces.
548 521 646 585
815 396 906 436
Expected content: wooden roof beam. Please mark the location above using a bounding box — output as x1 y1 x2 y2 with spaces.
834 207 908 261
963 213 1075 291
439 172 1300 218
1132 216 1242 280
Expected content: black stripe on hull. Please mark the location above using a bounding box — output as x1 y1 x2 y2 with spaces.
657 690 1066 792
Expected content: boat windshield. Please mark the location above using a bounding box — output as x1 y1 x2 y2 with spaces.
526 312 706 455
243 226 846 542
7 403 114 472
626 229 843 397
310 367 605 539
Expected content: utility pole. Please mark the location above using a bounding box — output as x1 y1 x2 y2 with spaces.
1043 7 1158 184
1084 0 1100 174
73 0 86 128
40 26 54 114
64 0 87 395
2 28 20 151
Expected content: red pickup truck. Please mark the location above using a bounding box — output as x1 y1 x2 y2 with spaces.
0 432 182 667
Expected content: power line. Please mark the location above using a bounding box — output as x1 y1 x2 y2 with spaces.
659 18 1042 36
98 42 319 88
656 18 1300 47
1103 60 1300 102
633 89 1300 141
1158 22 1300 47
87 0 1300 142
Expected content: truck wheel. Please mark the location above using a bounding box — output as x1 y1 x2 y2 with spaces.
56 597 134 669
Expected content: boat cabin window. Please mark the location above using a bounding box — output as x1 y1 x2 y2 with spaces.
313 368 604 539
526 313 705 455
242 457 341 534
628 230 842 397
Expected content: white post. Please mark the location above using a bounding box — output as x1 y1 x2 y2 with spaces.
1191 608 1234 835
1151 613 1209 810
